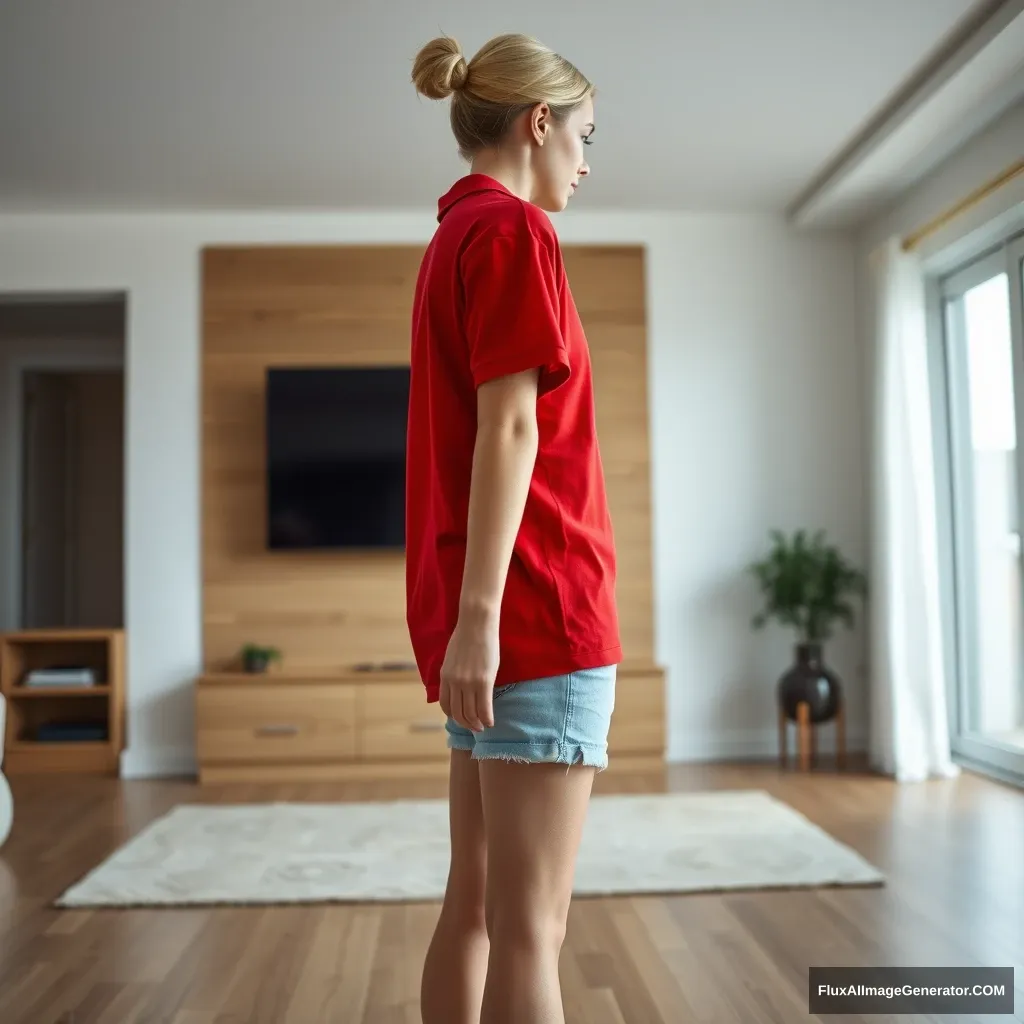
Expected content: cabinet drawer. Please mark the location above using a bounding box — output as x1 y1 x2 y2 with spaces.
608 669 664 755
197 683 356 764
359 682 448 760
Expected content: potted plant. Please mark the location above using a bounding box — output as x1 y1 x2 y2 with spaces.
748 528 867 724
241 643 281 675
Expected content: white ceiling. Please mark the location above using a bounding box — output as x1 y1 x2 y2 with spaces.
0 0 998 214
791 1 1024 226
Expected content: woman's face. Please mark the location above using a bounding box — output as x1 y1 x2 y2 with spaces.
530 95 594 212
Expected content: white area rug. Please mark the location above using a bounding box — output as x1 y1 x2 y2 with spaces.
55 790 883 907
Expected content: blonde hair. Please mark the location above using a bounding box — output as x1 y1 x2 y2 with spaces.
412 33 593 159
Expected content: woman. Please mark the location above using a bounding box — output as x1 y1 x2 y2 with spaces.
406 32 621 1024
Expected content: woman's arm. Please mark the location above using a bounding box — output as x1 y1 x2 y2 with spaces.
439 367 540 732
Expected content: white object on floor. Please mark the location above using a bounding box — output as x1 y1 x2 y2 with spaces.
55 790 884 907
0 697 11 848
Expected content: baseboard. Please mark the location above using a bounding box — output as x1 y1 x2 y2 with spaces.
120 746 198 780
669 724 867 763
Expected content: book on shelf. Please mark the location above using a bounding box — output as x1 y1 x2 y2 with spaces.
35 721 108 742
20 666 100 688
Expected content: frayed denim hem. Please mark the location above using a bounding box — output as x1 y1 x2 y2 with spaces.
448 737 608 772
445 732 476 753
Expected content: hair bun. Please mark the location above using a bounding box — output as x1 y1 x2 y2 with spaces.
412 36 469 99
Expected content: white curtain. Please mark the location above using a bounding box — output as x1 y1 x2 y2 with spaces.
868 237 959 781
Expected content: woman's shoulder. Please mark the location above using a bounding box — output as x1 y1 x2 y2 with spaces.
463 196 559 260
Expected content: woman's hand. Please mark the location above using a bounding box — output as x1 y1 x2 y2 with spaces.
439 613 499 732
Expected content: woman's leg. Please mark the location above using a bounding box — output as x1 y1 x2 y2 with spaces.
426 666 614 1024
478 759 597 1024
420 748 490 1024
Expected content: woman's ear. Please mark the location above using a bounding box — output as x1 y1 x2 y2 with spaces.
529 103 550 145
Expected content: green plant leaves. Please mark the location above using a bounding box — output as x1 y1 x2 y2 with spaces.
241 643 281 660
748 528 867 645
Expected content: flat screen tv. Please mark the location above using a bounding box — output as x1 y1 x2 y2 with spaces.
266 366 409 550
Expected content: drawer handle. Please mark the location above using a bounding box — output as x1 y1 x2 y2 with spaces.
255 723 300 737
409 720 445 733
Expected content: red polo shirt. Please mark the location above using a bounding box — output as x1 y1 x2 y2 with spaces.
406 174 621 702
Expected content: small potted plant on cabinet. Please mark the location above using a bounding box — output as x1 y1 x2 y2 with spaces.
241 643 282 675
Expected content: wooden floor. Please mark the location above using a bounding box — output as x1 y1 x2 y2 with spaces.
0 758 1022 1023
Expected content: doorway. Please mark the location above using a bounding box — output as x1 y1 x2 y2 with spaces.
20 370 125 628
0 295 126 631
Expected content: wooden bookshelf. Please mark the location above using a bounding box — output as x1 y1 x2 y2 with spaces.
0 629 125 775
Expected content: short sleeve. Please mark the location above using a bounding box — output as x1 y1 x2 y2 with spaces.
461 225 571 396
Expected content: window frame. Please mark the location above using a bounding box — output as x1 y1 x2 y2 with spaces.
928 228 1024 785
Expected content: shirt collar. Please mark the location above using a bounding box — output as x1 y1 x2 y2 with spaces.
436 174 513 222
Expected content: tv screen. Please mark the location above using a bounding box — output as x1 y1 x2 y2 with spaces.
266 366 409 550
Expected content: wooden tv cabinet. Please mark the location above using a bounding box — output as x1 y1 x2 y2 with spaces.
194 663 665 784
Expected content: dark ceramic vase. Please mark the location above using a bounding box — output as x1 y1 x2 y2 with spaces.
777 643 841 724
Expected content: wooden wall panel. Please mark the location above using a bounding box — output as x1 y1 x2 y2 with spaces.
202 244 655 673
561 247 655 663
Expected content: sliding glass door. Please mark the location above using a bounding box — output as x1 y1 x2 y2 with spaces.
939 231 1024 782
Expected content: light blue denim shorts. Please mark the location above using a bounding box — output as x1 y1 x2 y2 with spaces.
445 664 617 770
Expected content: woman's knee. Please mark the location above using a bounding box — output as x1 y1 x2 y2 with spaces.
486 897 568 951
451 898 488 935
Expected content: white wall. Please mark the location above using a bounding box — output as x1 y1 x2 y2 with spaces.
0 209 863 775
636 216 865 759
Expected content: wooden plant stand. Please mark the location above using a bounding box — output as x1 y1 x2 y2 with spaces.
778 700 845 771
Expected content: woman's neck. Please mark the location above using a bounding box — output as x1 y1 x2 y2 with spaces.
469 149 533 203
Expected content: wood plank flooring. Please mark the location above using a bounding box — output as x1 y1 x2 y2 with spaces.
0 758 1021 1023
